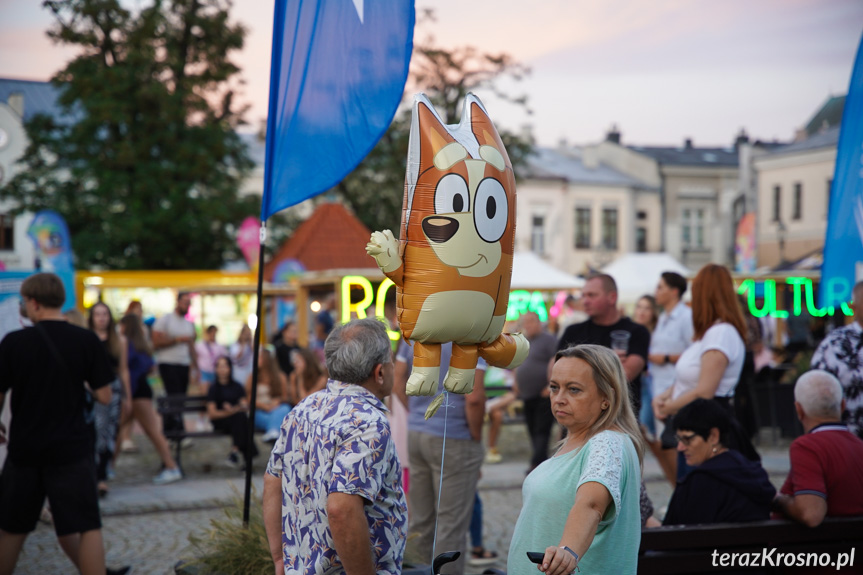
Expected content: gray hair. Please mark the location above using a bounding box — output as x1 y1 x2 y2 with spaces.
324 318 392 384
795 370 843 419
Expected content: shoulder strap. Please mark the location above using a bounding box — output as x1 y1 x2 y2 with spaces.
34 322 72 374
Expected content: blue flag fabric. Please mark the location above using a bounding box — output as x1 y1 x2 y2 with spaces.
261 0 415 220
821 34 863 309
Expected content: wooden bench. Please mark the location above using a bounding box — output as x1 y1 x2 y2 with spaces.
156 395 225 469
638 517 863 574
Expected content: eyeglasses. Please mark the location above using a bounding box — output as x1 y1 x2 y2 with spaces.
674 432 698 446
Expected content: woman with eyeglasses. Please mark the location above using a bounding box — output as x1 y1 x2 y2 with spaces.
246 346 290 442
663 398 774 526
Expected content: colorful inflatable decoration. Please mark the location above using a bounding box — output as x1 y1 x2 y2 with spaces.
367 93 529 416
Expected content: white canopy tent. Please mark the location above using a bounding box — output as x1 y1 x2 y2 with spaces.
601 253 692 304
511 251 584 291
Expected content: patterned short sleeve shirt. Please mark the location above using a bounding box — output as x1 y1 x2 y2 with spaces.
266 380 408 575
811 322 863 436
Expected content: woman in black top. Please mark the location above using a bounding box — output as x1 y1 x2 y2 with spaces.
663 399 775 525
207 356 258 469
88 302 130 496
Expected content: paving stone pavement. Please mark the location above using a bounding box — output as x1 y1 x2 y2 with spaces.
16 508 225 575
10 423 792 574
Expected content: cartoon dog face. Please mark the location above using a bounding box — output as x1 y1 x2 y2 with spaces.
403 94 516 278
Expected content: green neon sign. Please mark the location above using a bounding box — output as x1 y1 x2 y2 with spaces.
737 277 853 318
507 290 549 322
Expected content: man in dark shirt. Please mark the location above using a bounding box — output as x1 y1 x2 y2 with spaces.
0 273 114 575
557 274 650 414
515 312 559 471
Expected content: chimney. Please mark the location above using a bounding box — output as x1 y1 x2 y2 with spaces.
582 146 599 170
7 92 24 118
734 128 749 150
684 137 693 150
606 124 621 144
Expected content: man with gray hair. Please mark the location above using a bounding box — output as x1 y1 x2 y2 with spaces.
263 318 407 575
773 370 863 527
810 280 863 437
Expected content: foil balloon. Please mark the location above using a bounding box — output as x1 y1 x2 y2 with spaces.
367 93 529 417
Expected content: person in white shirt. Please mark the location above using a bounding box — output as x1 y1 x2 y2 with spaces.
645 272 693 484
152 292 198 437
653 264 747 481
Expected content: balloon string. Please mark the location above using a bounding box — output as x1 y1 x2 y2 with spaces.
431 391 449 565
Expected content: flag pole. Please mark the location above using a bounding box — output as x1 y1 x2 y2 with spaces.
243 220 267 527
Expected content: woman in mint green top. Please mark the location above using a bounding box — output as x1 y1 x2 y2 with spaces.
507 345 645 575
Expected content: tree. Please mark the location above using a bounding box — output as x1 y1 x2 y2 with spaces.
0 0 255 269
335 11 535 234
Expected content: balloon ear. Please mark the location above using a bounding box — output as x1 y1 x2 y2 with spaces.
405 94 458 236
462 93 511 168
415 99 455 174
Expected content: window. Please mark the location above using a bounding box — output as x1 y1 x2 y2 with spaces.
636 210 647 220
772 185 781 222
792 182 802 220
601 208 618 250
636 227 647 253
531 215 545 255
682 209 691 247
681 207 706 249
0 213 13 251
575 207 591 249
826 178 833 218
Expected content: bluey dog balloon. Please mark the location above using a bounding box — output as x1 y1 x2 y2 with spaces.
367 93 529 417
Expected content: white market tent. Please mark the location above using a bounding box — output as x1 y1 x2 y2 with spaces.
511 251 584 291
601 253 692 304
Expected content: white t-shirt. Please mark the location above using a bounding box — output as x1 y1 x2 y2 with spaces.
153 312 196 366
649 302 694 396
671 322 744 401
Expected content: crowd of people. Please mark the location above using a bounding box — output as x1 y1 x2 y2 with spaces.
262 264 863 575
2 268 863 575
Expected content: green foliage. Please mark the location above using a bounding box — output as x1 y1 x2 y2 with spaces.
185 488 273 575
336 10 535 234
0 0 255 269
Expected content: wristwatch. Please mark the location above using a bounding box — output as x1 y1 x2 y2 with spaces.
664 354 671 365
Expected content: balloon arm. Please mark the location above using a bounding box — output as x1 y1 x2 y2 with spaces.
366 230 403 282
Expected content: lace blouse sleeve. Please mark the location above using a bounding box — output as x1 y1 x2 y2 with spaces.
577 431 624 525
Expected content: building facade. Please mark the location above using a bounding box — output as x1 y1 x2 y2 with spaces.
0 79 63 270
587 130 742 270
754 128 837 268
516 146 661 275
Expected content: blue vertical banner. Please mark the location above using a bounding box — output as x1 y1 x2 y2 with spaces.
261 0 415 220
27 210 76 311
821 34 863 309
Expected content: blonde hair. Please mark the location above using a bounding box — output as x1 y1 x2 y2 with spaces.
554 344 645 466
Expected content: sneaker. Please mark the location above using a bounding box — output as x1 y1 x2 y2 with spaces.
153 467 182 485
223 452 242 469
262 429 280 442
484 449 503 464
180 437 194 449
107 566 131 575
120 439 139 453
468 547 499 567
